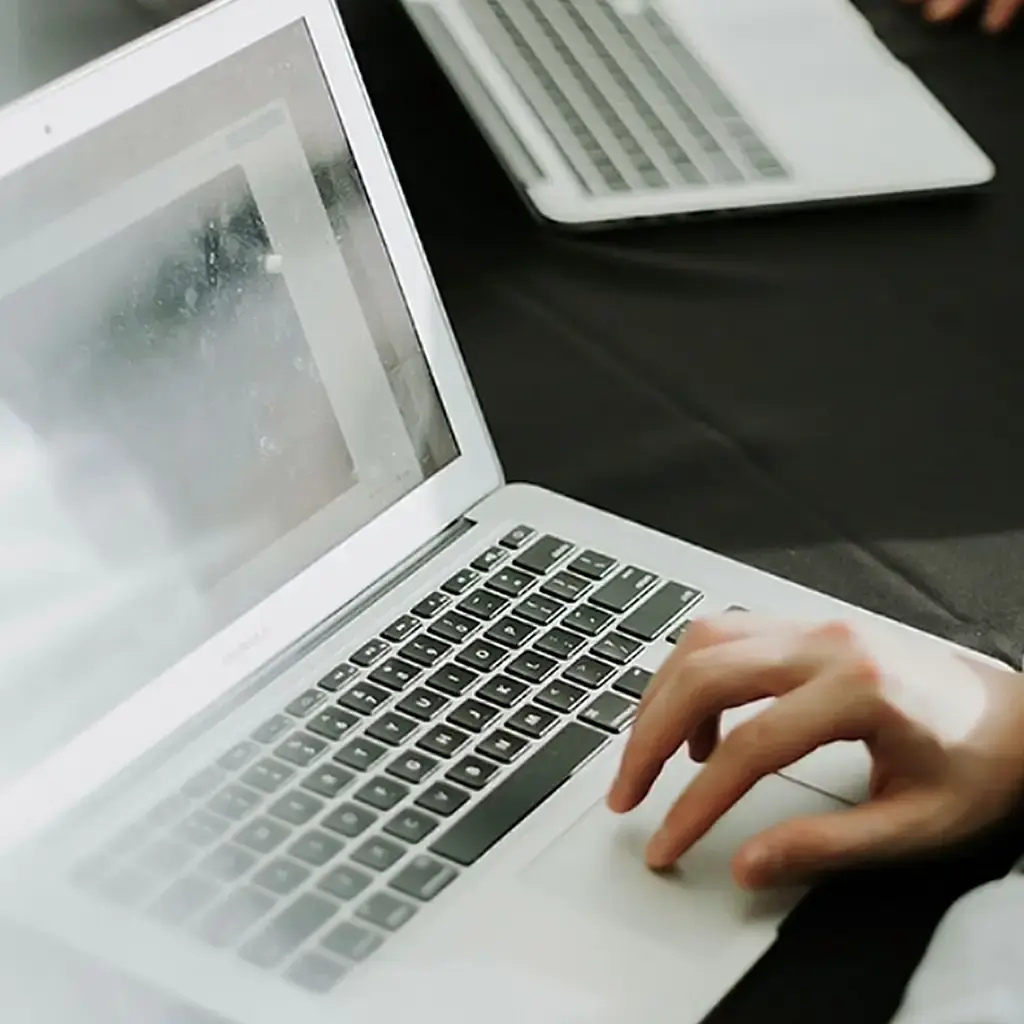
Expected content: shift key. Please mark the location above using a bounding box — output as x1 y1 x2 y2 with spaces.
618 583 702 641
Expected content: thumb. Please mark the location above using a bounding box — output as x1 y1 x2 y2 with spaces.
732 790 950 889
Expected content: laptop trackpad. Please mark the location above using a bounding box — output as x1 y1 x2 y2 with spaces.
520 761 845 957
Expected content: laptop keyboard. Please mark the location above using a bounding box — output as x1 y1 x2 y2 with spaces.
71 526 704 995
460 0 787 194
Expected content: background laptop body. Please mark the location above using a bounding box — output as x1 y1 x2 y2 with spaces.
400 0 994 227
0 2 1001 1024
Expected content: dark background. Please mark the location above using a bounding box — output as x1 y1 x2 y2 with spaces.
340 0 1024 1020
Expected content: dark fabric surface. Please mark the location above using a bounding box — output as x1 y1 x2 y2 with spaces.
340 2 1024 1021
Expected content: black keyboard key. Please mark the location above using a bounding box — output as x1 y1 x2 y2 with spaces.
612 667 654 701
242 759 294 795
218 741 257 772
488 567 535 598
356 892 417 931
472 546 508 571
484 616 537 648
321 921 383 961
535 627 586 660
350 638 390 667
457 589 509 621
319 864 372 901
442 569 478 595
505 651 558 684
499 525 536 549
251 715 292 745
590 567 659 613
541 572 590 603
513 593 562 625
333 737 386 772
366 712 419 747
208 785 263 822
567 550 616 580
477 675 529 708
286 953 347 994
429 610 480 644
240 894 338 969
415 781 470 817
234 817 290 855
590 633 643 665
176 810 230 848
385 807 439 844
269 790 325 827
455 639 509 672
181 766 226 799
514 535 573 575
386 750 440 785
354 776 409 812
285 689 327 718
561 606 613 638
411 592 450 618
536 680 587 713
426 663 479 697
317 663 359 693
619 582 702 641
197 887 275 948
448 698 500 733
307 707 360 743
390 855 458 902
430 723 607 866
275 732 328 768
400 634 452 668
396 687 450 722
352 836 406 872
563 656 615 689
289 831 344 868
447 756 499 790
253 858 310 896
579 692 637 733
322 803 378 839
475 730 529 764
337 682 391 717
418 724 470 758
381 615 420 643
150 874 217 926
667 620 691 644
369 658 422 692
136 838 194 877
199 844 256 882
506 704 559 739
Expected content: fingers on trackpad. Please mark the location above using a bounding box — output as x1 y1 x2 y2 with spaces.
519 767 845 957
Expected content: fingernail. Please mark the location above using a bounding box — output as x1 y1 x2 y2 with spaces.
606 780 626 813
925 0 960 19
645 831 675 868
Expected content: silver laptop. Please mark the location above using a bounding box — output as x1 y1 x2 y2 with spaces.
0 2 999 1023
400 0 994 226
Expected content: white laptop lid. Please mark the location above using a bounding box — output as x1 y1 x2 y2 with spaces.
0 0 501 852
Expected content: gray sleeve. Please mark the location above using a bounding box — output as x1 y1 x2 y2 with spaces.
889 872 1024 1024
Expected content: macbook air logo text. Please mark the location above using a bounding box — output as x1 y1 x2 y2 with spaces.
224 628 269 664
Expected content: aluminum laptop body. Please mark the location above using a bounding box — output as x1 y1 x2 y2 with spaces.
400 0 994 227
0 2 997 1023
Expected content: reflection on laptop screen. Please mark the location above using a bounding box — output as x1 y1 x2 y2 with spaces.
0 22 459 785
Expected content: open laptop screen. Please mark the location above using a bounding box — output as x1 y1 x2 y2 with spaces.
0 21 459 785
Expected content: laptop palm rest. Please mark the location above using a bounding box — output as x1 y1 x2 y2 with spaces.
520 756 845 957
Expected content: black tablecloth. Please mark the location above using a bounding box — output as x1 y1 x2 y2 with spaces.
341 3 1024 1021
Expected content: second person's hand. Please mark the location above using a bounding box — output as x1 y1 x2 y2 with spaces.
607 612 1024 889
905 0 1023 32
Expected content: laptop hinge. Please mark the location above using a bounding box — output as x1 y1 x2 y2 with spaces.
47 516 479 837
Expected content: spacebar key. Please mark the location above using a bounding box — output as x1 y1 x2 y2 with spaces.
428 723 607 866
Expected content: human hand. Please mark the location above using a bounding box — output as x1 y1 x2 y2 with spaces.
607 613 1024 889
905 0 1022 33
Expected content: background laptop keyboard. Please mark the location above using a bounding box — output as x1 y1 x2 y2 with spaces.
71 526 706 995
459 0 788 194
